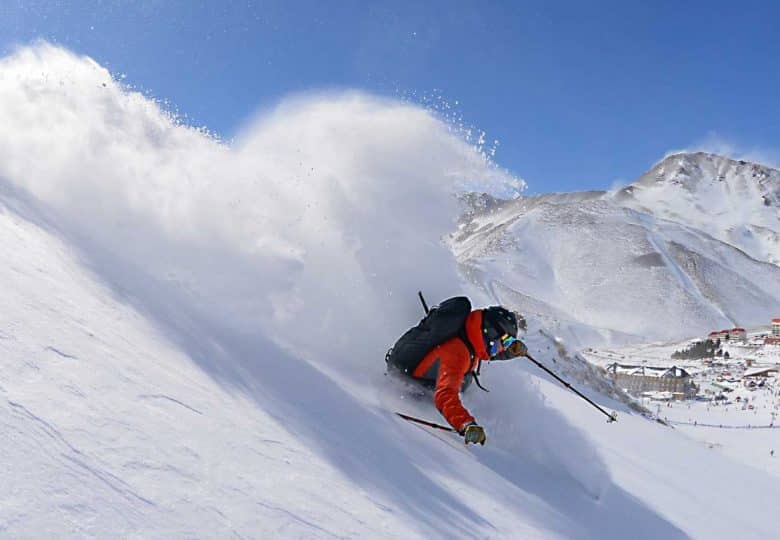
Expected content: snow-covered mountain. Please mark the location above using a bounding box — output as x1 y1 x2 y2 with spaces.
452 153 780 347
620 152 780 264
4 44 780 539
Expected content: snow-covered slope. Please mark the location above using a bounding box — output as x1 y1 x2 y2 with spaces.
5 192 780 539
4 44 780 539
453 153 780 346
1 189 418 538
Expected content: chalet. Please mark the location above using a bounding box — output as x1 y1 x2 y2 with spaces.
743 367 778 378
606 363 698 400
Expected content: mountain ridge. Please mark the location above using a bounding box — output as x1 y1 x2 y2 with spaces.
453 152 780 348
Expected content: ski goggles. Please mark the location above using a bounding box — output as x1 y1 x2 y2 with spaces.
489 334 518 356
501 334 518 348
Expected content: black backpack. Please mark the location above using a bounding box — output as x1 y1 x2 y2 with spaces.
385 296 474 376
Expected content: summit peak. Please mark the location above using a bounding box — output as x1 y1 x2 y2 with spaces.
633 151 780 192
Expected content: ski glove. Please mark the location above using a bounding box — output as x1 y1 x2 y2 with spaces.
462 422 486 445
506 340 528 358
493 339 528 360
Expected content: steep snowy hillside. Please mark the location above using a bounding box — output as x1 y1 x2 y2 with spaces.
0 187 426 539
4 43 780 539
452 154 780 346
5 189 780 539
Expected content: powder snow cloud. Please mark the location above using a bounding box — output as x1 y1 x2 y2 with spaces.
0 42 522 379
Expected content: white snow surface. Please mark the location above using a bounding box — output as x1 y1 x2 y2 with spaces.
2 44 780 539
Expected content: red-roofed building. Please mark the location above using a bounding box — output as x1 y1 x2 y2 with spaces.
730 328 747 341
764 318 780 345
708 328 746 341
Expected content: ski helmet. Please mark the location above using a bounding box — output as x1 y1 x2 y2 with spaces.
481 306 519 341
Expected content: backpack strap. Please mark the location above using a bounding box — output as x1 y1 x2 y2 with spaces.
472 369 489 392
457 329 489 392
457 328 475 362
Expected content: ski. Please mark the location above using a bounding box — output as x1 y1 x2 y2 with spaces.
396 411 477 454
396 412 455 432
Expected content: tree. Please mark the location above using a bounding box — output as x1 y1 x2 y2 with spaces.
672 339 718 360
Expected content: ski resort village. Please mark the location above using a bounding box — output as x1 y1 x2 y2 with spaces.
584 316 780 413
582 317 780 476
586 318 780 403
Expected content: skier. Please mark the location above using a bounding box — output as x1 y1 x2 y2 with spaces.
388 300 528 445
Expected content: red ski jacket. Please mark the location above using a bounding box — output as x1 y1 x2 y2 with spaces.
412 310 490 431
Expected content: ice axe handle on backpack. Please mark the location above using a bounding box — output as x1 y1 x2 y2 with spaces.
418 291 430 315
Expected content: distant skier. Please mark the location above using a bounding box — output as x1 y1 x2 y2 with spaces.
386 297 527 445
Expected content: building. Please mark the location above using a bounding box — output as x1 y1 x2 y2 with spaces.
764 318 780 345
743 367 778 378
606 363 698 400
729 328 747 341
708 328 746 341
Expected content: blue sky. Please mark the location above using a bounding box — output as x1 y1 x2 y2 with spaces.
3 1 779 194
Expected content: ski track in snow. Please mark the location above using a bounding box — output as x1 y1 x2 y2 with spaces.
137 394 204 415
7 400 157 508
253 500 349 540
45 346 79 360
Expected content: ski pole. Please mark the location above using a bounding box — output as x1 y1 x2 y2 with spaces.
397 412 455 432
525 353 618 423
